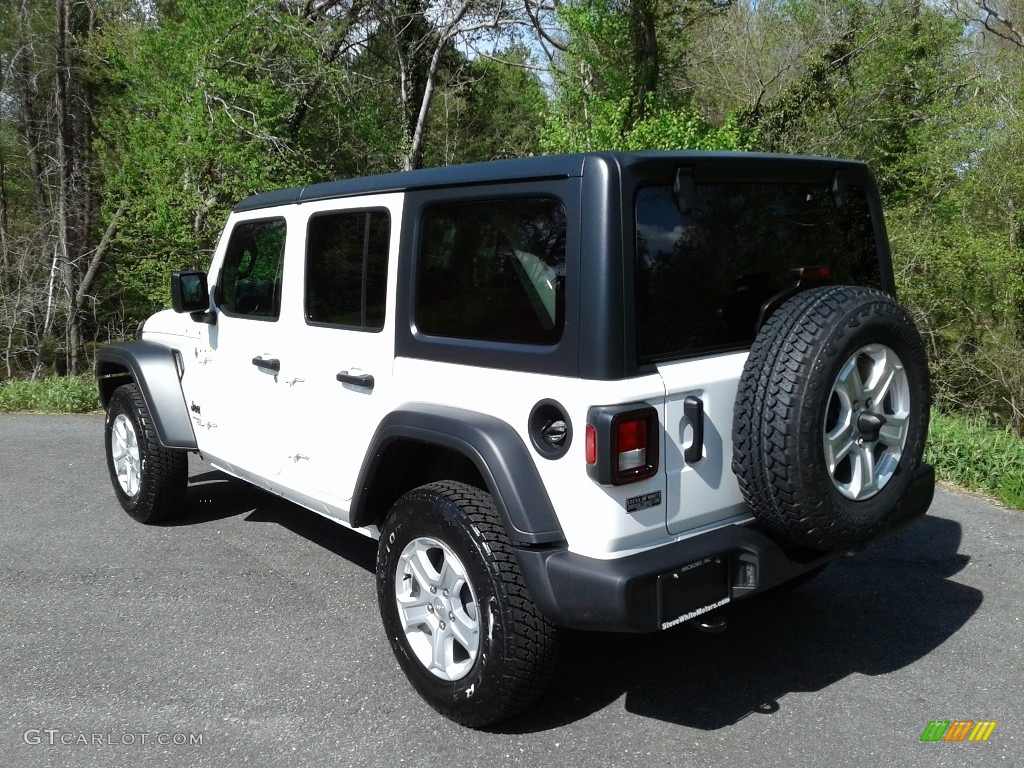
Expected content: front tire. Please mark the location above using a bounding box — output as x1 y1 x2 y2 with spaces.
104 383 187 523
377 481 558 727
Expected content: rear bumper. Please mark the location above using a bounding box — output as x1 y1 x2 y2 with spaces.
516 464 934 632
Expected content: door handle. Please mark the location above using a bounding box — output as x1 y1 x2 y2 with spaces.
683 396 704 463
251 356 280 372
336 371 374 389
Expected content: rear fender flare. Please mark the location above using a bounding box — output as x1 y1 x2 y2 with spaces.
351 405 566 547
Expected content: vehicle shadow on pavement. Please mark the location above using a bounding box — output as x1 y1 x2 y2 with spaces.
166 466 378 572
162 469 980 733
496 514 981 733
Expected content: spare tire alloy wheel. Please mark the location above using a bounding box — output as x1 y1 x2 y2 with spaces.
824 343 911 501
377 481 558 728
732 285 929 551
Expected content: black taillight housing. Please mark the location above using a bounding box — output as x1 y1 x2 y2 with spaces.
586 404 660 485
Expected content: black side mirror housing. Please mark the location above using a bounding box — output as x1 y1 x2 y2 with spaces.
171 271 215 324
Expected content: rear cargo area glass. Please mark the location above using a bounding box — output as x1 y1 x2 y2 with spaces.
635 183 882 361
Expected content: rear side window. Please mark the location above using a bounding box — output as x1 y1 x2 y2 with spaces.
635 183 882 361
416 198 566 345
218 219 287 319
305 210 390 330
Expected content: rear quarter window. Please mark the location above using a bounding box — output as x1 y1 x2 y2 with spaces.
415 198 566 345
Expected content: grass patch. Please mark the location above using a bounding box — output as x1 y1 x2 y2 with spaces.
926 409 1024 509
0 375 101 413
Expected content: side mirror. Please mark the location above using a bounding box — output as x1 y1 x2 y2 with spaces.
171 271 215 324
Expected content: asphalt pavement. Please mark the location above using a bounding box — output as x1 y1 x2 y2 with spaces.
0 413 1021 767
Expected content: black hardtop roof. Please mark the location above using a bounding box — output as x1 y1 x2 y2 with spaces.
231 151 871 213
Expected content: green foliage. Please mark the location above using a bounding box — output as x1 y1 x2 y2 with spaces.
542 95 755 153
738 0 966 195
423 49 549 165
886 63 1024 433
622 108 758 152
926 409 1024 509
88 0 338 324
544 0 747 153
0 376 100 413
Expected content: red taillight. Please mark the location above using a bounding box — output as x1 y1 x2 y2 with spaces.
615 417 648 473
799 265 833 283
586 405 659 485
585 424 597 465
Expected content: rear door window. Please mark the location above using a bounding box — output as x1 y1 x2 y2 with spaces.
305 210 390 330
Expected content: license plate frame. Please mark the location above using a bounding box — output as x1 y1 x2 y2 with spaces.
657 556 730 630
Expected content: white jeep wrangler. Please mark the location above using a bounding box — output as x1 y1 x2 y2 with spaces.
97 152 933 727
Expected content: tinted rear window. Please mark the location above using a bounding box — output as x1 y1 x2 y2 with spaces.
635 183 882 361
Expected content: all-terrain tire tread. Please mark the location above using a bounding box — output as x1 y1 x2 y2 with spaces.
106 383 187 523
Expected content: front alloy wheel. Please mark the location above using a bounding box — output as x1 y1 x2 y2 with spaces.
110 412 142 497
103 383 187 523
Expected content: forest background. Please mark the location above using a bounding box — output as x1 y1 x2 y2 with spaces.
1 0 1023 501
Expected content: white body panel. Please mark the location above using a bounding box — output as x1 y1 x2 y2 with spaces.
389 358 674 559
656 352 752 535
142 192 755 562
276 194 402 513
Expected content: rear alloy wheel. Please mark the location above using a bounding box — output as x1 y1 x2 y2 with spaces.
393 535 480 681
104 383 187 523
732 286 929 551
377 481 558 727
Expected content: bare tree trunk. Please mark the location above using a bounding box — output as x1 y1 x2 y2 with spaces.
627 0 659 131
55 0 78 375
404 0 472 171
77 204 123 308
0 135 9 278
973 0 1024 48
14 1 52 226
33 243 61 380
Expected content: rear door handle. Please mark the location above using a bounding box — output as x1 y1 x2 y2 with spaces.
683 396 704 463
336 371 374 389
251 356 280 372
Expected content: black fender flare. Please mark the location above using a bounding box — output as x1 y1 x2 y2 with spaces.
351 405 566 547
96 342 198 450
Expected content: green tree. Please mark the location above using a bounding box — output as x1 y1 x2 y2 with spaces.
89 0 345 322
543 0 752 153
422 49 549 165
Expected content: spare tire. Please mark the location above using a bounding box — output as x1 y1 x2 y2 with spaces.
732 285 930 551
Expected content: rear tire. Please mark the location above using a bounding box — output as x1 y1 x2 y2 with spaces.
377 481 559 727
104 383 187 523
